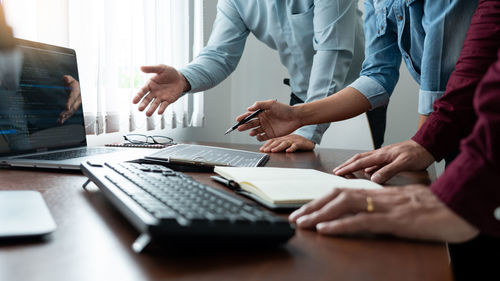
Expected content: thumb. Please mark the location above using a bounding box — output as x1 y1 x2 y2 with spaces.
140 65 165 74
63 75 76 85
248 99 276 111
371 161 403 184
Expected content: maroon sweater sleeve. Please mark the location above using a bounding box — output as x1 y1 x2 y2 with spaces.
430 50 500 237
412 0 500 161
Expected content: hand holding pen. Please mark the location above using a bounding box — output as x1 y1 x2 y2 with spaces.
230 99 303 141
225 108 264 135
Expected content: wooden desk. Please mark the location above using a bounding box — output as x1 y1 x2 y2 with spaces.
0 143 450 281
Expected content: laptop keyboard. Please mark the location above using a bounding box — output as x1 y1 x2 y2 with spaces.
80 162 295 250
148 144 268 167
19 147 117 160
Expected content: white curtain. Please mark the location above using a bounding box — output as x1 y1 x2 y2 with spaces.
3 0 205 135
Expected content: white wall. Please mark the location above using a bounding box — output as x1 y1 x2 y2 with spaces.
385 66 420 144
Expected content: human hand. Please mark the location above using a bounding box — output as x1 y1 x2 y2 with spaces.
289 185 479 243
58 75 82 124
259 134 315 153
0 4 14 50
236 99 302 141
333 140 435 184
132 64 190 116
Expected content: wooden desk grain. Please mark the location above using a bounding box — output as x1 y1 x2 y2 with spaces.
0 143 450 281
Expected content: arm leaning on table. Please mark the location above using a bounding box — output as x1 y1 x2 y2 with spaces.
333 0 500 183
288 53 500 241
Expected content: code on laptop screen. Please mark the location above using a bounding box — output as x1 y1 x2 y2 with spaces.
0 39 85 155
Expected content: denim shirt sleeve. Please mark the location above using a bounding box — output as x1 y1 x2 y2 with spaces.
348 0 400 111
179 0 250 93
418 0 477 115
296 0 362 144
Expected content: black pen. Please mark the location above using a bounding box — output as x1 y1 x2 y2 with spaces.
224 108 264 135
210 175 240 190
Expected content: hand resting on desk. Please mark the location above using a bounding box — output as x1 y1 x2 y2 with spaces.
289 185 479 243
259 134 315 153
333 140 435 184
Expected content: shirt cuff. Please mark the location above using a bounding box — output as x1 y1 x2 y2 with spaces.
411 113 458 162
348 76 390 110
178 67 201 95
418 89 444 115
294 123 330 145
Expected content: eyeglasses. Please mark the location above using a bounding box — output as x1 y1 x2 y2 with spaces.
123 134 175 145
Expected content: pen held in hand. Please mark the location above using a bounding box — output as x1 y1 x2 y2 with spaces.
224 108 264 135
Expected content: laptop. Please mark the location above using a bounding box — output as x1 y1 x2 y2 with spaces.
0 38 155 170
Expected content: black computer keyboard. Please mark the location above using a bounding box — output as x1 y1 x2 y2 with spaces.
19 147 117 160
80 162 295 252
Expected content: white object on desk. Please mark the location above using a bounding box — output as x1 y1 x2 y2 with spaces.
214 167 382 205
0 191 56 238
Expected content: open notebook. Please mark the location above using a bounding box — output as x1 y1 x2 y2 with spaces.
214 167 382 210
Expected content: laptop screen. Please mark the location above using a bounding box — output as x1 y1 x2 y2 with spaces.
0 38 86 155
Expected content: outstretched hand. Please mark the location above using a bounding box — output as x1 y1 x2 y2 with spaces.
289 185 479 243
259 134 315 153
133 64 190 116
236 99 302 141
333 140 436 184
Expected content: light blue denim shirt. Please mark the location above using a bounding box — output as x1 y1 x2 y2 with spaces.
350 0 477 115
179 0 364 144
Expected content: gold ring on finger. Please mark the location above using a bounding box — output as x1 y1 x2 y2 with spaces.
366 196 374 213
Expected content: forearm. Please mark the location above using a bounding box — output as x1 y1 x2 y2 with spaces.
353 0 401 109
295 87 371 126
179 0 248 93
412 0 500 161
432 151 500 237
430 49 500 237
180 48 244 93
